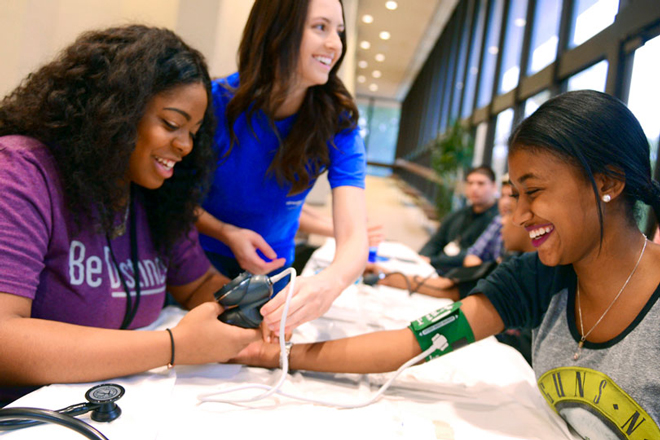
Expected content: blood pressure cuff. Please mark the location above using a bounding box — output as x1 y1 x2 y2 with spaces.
408 301 475 361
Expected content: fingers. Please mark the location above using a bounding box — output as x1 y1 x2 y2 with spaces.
367 224 385 247
239 255 285 275
252 234 279 260
197 300 222 316
265 304 307 335
260 295 302 335
260 322 272 343
261 288 309 335
259 258 286 273
217 320 262 347
260 282 289 317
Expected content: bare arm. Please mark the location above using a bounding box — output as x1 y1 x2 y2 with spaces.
0 269 260 387
168 266 229 310
261 186 368 332
323 185 369 291
235 293 504 373
298 204 334 237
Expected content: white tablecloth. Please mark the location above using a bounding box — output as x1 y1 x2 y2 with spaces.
4 241 578 440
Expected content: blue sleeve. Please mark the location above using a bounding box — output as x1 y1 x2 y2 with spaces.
468 252 573 329
327 125 366 189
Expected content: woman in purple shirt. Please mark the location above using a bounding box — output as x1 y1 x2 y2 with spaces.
0 25 259 404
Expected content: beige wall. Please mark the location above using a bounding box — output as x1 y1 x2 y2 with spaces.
0 0 356 98
0 0 255 97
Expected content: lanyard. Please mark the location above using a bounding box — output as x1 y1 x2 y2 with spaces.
106 190 141 330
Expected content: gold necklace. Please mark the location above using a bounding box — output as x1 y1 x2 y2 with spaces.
574 237 647 361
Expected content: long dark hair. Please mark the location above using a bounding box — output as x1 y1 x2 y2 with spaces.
0 25 216 254
509 90 660 242
226 0 359 194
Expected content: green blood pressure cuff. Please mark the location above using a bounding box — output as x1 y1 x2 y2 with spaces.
408 301 475 361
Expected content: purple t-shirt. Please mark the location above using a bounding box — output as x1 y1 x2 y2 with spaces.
0 135 211 330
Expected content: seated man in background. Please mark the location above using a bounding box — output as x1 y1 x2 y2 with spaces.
366 177 532 301
463 174 513 267
418 165 498 274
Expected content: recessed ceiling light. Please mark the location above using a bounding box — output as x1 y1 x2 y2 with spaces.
358 60 368 69
372 70 382 78
360 40 371 50
379 31 391 40
362 14 374 24
369 84 379 92
357 75 366 83
375 53 385 62
488 46 499 55
385 1 398 10
514 18 526 27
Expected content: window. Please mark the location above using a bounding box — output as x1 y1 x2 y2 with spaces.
627 34 660 173
566 60 608 92
524 89 552 118
461 0 487 118
569 0 619 48
527 0 562 75
498 0 529 94
476 0 505 108
450 1 474 124
473 121 489 166
492 108 514 181
358 99 401 177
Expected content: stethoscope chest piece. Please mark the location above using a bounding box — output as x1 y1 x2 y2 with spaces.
85 384 124 422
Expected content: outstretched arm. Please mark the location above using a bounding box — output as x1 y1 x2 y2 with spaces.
261 186 368 333
235 293 504 373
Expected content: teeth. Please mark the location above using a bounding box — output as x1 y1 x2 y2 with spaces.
529 226 553 239
314 55 332 66
155 157 175 170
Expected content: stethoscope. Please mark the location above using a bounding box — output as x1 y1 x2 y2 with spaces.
0 383 124 440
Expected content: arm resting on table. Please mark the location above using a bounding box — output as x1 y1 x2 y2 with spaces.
237 293 504 374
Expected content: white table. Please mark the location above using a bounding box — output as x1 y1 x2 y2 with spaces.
3 241 578 440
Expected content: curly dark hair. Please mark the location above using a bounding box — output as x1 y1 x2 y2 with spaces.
0 24 216 254
227 0 359 195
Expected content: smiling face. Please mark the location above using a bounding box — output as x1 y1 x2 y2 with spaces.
296 0 344 90
128 83 207 189
509 148 602 266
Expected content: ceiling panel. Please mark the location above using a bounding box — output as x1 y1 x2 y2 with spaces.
354 0 457 101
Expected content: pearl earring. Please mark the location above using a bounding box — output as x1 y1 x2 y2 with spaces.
602 194 611 203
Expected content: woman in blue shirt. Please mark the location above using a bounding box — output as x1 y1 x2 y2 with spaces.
196 0 368 336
